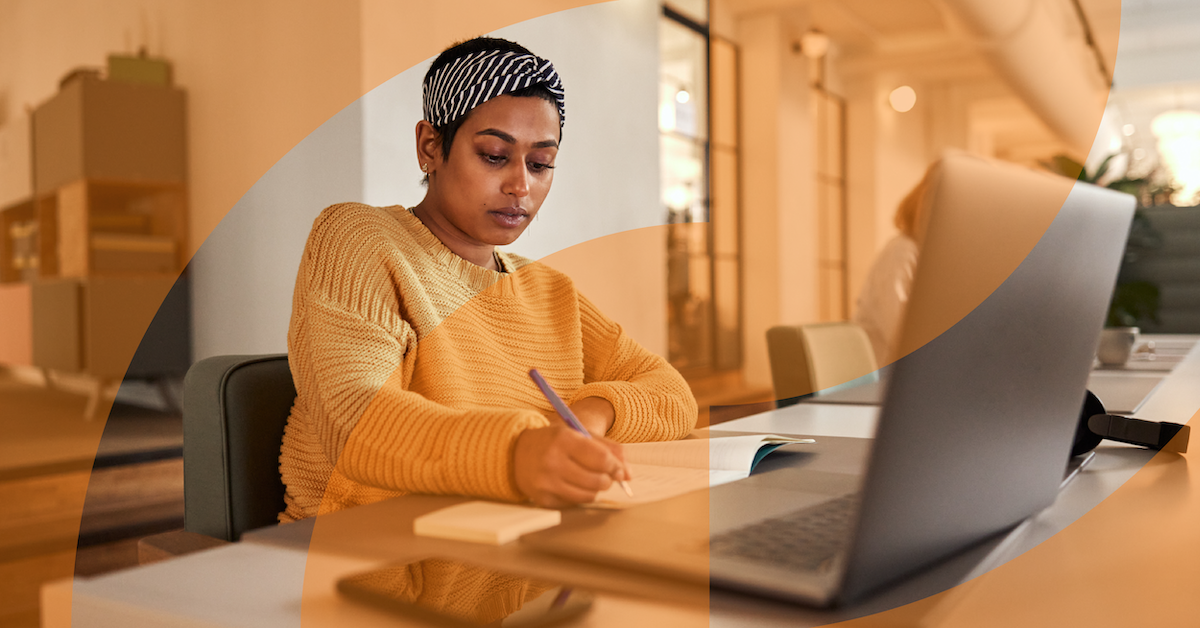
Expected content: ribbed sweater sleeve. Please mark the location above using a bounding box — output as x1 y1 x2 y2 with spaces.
571 295 698 442
288 207 413 466
340 377 547 502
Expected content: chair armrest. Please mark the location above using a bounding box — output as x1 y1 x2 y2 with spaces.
137 529 230 565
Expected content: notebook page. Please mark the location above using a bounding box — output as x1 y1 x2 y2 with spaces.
622 434 813 472
589 463 748 509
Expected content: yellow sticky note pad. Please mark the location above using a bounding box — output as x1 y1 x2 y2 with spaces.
413 501 562 545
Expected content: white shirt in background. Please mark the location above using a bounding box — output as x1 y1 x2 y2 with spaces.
853 235 919 365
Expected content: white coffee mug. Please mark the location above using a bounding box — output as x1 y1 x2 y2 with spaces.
1097 327 1139 366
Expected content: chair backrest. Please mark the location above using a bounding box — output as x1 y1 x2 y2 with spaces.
766 322 879 406
182 354 295 541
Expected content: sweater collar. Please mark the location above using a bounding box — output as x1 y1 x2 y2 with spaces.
391 206 514 295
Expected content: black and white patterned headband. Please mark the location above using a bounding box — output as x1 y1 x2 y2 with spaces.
423 49 565 129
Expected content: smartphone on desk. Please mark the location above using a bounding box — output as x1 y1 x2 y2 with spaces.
336 556 594 627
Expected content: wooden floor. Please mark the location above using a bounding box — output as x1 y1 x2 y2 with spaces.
0 368 183 628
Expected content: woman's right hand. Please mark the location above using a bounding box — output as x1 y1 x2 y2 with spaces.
512 424 630 508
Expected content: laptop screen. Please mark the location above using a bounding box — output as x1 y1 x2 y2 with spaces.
838 152 1135 603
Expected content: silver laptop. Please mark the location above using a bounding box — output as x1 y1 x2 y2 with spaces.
523 152 1136 606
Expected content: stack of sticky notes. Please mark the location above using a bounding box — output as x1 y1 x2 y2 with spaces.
413 501 562 545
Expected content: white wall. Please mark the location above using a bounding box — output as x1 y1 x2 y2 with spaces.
872 73 931 249
191 103 364 357
738 13 784 389
737 10 820 388
776 15 818 328
193 0 666 359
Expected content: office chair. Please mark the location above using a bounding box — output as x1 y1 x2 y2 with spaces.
766 322 879 407
182 354 295 542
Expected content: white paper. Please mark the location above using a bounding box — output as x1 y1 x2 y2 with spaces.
590 434 814 509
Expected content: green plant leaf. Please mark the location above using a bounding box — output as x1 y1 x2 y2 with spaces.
1107 280 1160 328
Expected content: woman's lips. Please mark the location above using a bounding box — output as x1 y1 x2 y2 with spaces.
488 208 528 228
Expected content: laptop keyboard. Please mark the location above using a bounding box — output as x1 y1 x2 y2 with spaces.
710 494 861 573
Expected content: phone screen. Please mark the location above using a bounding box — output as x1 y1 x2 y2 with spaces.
337 557 594 627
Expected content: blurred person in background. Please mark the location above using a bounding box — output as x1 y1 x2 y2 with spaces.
852 167 934 365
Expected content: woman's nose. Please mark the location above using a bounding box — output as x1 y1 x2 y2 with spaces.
503 163 531 197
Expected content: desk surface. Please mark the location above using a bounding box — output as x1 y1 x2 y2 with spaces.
50 335 1200 628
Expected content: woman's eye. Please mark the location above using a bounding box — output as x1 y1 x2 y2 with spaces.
528 162 555 173
480 153 506 165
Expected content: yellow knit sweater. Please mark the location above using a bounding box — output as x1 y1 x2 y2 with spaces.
279 203 697 522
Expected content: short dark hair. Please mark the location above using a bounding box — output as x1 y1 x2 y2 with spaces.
424 37 562 161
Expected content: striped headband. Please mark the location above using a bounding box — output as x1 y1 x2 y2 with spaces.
423 49 565 129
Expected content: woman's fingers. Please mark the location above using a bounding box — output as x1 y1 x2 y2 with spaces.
597 437 632 482
564 436 623 479
513 425 627 506
522 457 609 507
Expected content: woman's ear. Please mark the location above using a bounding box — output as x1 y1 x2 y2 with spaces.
415 120 442 171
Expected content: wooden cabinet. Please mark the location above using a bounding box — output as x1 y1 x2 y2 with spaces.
31 71 186 194
39 180 186 278
0 68 190 405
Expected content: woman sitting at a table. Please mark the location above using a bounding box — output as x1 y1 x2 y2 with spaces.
277 37 697 520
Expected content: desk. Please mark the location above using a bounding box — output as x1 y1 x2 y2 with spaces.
805 334 1195 415
1087 334 1196 413
46 336 1200 627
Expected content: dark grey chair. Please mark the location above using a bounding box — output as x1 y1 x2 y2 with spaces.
182 354 295 541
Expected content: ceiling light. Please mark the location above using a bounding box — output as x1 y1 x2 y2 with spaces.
1151 110 1200 206
1123 124 1136 136
800 30 830 59
664 185 692 210
658 102 676 132
1151 110 1200 137
676 89 690 104
889 86 917 113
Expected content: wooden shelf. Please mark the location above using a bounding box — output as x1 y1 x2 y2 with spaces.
0 199 36 283
37 179 186 279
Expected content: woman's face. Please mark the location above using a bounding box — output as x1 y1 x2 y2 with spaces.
429 95 560 247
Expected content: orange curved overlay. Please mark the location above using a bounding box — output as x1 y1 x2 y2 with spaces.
24 0 1150 623
930 439 1196 626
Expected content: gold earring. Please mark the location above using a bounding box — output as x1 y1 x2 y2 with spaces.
421 163 429 174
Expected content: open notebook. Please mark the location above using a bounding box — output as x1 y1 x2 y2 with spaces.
592 434 814 509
